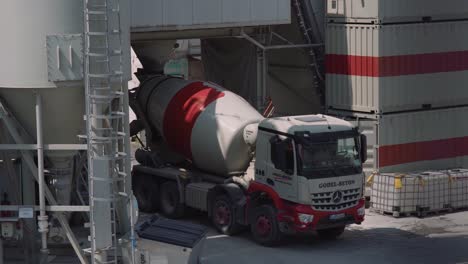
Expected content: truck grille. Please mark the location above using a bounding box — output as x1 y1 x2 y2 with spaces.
311 188 361 211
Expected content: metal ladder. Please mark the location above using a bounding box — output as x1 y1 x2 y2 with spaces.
83 0 130 263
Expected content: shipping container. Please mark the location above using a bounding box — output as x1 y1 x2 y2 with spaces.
327 0 468 24
131 0 291 32
338 107 468 173
326 21 468 113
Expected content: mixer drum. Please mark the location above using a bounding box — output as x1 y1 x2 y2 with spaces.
137 77 264 176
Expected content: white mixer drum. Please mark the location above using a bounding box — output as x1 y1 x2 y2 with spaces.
137 77 264 176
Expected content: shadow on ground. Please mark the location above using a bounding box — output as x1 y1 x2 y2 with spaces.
198 216 468 264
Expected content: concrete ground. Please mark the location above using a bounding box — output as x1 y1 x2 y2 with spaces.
3 210 467 263
197 210 468 264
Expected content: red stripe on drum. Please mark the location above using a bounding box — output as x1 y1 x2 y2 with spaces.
163 81 225 159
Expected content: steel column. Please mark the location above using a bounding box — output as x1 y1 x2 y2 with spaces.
122 84 136 264
256 48 264 109
35 92 49 262
0 238 3 264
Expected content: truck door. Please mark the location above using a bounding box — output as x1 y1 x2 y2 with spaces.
266 136 298 201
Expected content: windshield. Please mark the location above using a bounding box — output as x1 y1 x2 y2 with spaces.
296 136 362 178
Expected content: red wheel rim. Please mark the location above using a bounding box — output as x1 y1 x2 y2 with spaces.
214 202 231 226
256 215 272 236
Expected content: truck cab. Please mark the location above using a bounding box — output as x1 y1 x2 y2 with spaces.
244 115 366 245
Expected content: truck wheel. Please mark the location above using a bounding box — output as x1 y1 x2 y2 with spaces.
211 195 243 235
250 205 283 246
160 181 185 218
133 174 159 213
317 226 346 240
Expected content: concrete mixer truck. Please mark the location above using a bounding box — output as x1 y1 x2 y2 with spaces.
129 76 367 246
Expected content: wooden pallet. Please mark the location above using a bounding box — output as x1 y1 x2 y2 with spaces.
369 208 413 218
370 206 454 218
415 207 453 218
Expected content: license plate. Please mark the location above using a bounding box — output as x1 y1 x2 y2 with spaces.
329 213 345 221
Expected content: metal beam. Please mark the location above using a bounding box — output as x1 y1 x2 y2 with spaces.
0 144 87 150
240 30 265 50
131 26 258 41
0 98 88 264
35 92 49 260
240 30 323 51
265 43 323 50
0 205 90 212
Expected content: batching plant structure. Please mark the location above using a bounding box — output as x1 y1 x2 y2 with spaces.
0 0 134 263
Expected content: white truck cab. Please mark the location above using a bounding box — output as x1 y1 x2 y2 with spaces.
244 115 367 244
255 115 365 205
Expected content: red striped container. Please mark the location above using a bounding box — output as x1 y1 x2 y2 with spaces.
326 21 468 114
327 0 468 24
136 76 264 176
351 107 468 173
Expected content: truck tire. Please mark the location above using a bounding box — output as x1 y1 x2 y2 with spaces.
133 174 159 213
317 226 346 240
250 205 283 246
160 181 185 218
211 195 243 236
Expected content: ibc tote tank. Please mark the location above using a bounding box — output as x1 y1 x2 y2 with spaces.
136 77 264 176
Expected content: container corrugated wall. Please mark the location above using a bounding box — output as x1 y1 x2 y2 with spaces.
326 21 468 114
131 0 291 32
349 108 468 173
327 0 468 24
378 107 468 173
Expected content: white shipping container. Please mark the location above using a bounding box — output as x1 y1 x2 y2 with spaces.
326 21 468 113
327 0 468 24
131 0 291 32
338 107 468 173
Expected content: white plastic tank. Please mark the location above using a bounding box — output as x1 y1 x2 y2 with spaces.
136 77 264 176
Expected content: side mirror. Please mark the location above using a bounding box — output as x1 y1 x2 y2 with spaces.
360 134 367 163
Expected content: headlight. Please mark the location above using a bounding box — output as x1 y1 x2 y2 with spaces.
298 213 314 224
357 206 366 216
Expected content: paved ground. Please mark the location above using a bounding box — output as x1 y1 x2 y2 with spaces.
197 210 468 264
3 210 468 263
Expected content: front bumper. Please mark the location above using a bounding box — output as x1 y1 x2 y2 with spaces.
277 198 366 234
